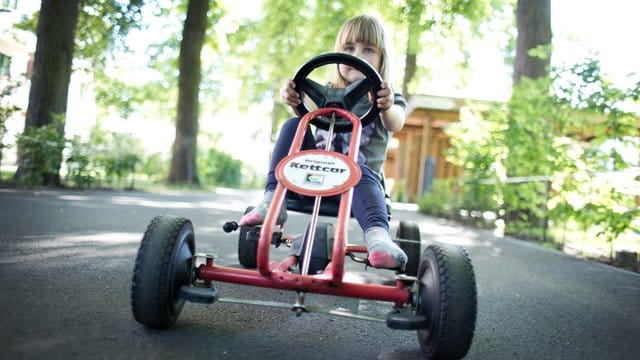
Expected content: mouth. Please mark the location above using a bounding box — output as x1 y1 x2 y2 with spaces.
346 68 364 77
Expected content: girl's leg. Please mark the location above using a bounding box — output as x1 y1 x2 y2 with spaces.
264 117 317 191
351 164 407 269
240 117 316 226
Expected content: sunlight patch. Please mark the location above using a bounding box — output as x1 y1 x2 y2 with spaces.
109 195 194 209
60 232 141 244
57 194 92 201
433 236 476 247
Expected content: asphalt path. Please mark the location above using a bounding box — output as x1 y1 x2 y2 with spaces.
0 188 638 359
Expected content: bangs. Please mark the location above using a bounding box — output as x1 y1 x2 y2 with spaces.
336 16 385 49
332 14 392 86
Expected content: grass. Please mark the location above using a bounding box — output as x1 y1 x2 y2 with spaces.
478 213 639 272
549 220 640 260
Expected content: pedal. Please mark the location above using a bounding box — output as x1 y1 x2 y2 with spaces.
394 274 418 283
346 252 367 264
386 307 427 330
180 285 219 304
246 229 285 247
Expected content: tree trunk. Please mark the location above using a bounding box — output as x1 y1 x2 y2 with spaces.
401 0 426 97
14 0 80 186
509 0 552 237
513 0 552 84
168 0 210 185
402 52 417 97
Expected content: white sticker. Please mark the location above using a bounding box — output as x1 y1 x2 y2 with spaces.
281 153 352 192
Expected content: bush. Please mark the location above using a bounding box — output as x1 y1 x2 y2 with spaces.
1 78 23 177
65 126 142 189
442 57 640 250
65 136 96 188
15 117 66 186
138 152 169 183
418 179 461 218
198 147 242 188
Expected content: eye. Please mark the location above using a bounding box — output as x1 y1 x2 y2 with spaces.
343 44 355 52
364 46 378 54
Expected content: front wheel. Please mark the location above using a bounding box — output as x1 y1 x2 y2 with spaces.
131 215 195 328
416 245 477 359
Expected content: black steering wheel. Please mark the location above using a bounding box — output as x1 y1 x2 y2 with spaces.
292 52 383 132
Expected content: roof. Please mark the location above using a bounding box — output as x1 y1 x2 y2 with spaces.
405 94 493 114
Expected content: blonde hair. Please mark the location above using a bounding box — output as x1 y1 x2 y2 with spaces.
333 14 392 87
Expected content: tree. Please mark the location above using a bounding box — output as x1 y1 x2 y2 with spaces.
375 0 496 96
226 0 359 142
167 0 211 185
480 0 552 232
398 0 427 97
13 0 144 186
14 0 80 186
513 0 551 84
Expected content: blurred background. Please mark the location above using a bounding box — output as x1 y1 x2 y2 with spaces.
0 0 638 270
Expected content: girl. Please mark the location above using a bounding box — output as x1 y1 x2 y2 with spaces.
240 14 407 270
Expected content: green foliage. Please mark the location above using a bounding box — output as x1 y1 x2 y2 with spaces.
372 0 508 94
65 136 95 188
0 79 23 174
15 116 67 186
0 111 8 164
589 192 639 250
74 0 145 70
139 152 169 183
495 77 568 228
10 1 146 185
93 73 147 119
65 124 142 189
460 181 500 214
417 179 461 218
443 57 640 249
197 147 242 188
444 105 507 215
91 126 141 188
139 1 224 114
14 1 144 71
225 0 341 120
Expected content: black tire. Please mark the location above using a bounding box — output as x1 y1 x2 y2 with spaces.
238 206 258 268
298 222 334 275
131 215 195 328
416 245 477 359
395 221 421 277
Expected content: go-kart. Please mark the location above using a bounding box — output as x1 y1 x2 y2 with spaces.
131 53 477 359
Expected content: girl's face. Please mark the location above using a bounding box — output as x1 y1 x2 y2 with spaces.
338 41 382 85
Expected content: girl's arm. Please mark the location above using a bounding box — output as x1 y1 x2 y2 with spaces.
377 82 405 132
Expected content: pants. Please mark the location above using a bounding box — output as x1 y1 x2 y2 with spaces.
264 117 389 232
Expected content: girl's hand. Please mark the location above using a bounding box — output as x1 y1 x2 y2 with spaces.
376 81 405 132
376 81 394 111
281 80 301 107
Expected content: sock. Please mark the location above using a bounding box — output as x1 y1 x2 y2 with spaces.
239 191 287 226
364 226 407 270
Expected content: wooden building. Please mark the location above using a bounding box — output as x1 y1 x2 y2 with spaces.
384 94 477 202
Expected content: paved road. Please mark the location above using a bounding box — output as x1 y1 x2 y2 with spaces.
1 188 638 359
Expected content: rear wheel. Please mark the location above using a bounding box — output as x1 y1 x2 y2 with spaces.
238 206 259 268
416 244 477 359
131 215 195 328
395 221 421 276
297 222 334 275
